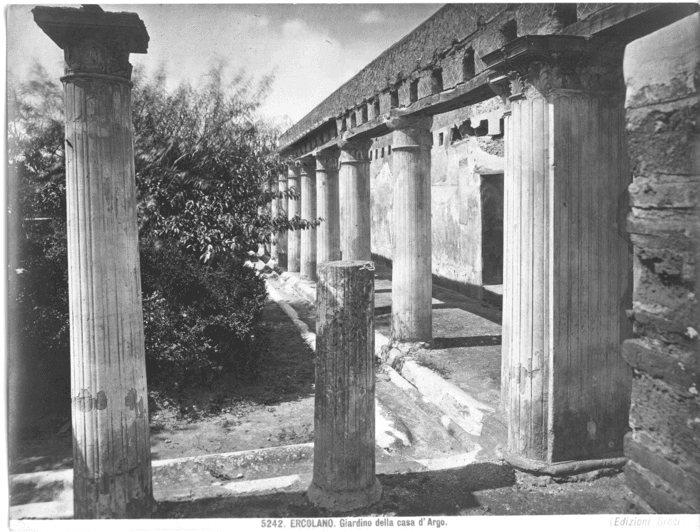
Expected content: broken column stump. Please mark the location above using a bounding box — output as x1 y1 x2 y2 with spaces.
308 261 382 511
33 5 154 518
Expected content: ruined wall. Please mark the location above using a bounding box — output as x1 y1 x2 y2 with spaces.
622 13 700 513
370 96 506 298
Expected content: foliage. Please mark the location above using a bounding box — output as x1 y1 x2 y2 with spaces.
8 61 306 407
140 237 267 391
132 63 313 264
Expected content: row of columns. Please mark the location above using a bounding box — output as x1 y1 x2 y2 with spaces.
276 126 434 343
34 6 634 517
283 36 632 473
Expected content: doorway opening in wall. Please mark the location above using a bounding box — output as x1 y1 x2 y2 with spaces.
480 173 504 292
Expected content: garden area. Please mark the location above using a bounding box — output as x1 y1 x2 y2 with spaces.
7 61 317 474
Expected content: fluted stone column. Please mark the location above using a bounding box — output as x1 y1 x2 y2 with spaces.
299 160 317 281
33 5 154 518
315 149 341 265
273 172 288 269
485 36 632 473
338 139 372 261
387 115 433 343
287 164 301 273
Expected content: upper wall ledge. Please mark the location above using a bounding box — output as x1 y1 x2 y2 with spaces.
279 2 697 156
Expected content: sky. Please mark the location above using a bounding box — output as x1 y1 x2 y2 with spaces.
6 3 444 127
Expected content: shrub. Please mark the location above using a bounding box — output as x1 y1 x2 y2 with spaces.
9 62 299 415
140 237 266 393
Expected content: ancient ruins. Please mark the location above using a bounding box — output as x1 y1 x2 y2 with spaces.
23 2 699 519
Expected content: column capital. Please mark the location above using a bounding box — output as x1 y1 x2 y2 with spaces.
338 138 371 165
287 163 301 179
33 5 149 81
384 113 432 151
278 172 288 183
313 148 340 172
296 158 316 177
484 35 624 100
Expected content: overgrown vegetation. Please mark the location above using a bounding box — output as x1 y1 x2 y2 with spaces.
8 62 309 414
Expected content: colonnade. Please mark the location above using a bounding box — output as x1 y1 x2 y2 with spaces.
278 116 435 343
281 35 632 472
34 6 635 519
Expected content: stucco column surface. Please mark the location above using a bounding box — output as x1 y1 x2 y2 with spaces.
287 164 302 273
486 37 632 472
299 160 318 281
33 5 154 518
387 115 433 343
315 149 341 265
338 139 372 261
275 172 289 269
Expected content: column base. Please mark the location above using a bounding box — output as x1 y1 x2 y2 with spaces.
307 479 382 512
503 452 627 477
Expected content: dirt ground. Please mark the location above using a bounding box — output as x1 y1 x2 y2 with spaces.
10 297 316 474
11 280 644 518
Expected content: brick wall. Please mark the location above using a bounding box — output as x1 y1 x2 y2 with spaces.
622 13 700 513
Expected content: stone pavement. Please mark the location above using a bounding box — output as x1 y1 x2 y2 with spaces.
9 259 640 520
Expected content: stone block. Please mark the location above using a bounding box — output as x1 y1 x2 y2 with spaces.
626 100 700 177
627 210 698 239
622 338 699 395
629 176 699 210
625 432 700 511
516 4 561 36
625 459 697 514
418 73 435 100
440 53 463 90
398 80 412 108
624 13 699 108
628 374 700 469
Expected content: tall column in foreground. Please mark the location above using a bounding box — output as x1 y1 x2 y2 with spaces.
287 164 302 273
33 5 154 517
387 115 433 343
485 36 632 472
299 159 317 281
315 149 341 265
338 139 372 261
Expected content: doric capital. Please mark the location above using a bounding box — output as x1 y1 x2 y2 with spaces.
296 158 316 177
338 138 372 165
287 163 301 180
484 35 624 99
384 113 433 151
278 172 288 183
313 148 340 172
33 5 149 80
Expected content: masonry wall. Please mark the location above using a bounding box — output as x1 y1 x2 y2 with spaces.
622 13 700 513
369 96 506 298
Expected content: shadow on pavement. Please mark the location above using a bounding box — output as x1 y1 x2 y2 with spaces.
154 462 515 518
432 336 502 349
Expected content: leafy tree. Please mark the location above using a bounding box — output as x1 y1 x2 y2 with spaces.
132 62 312 264
8 61 311 408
